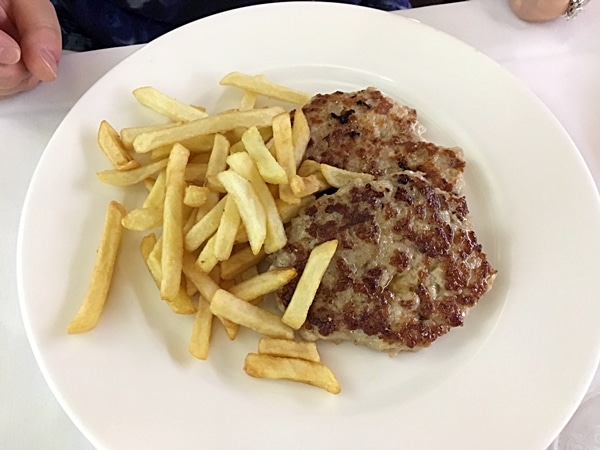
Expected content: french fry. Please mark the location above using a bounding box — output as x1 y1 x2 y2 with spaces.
289 173 329 198
273 112 299 204
196 234 219 274
182 252 239 339
133 107 285 153
205 133 230 192
217 170 266 255
97 120 140 171
241 126 287 185
140 235 196 314
228 268 297 303
67 201 126 333
143 169 166 209
160 143 190 302
257 337 320 363
181 252 220 301
244 353 341 394
297 159 321 177
282 240 338 330
120 122 182 150
320 163 375 188
121 206 163 231
184 195 226 251
183 163 208 182
97 158 168 186
210 289 294 340
238 90 257 111
226 152 287 254
213 195 241 261
220 72 312 105
291 108 310 168
220 245 266 280
132 86 209 122
189 297 213 360
184 185 210 208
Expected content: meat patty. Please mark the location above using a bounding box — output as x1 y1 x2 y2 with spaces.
302 88 466 194
271 171 497 354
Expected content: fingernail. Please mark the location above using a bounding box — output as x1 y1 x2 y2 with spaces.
0 46 21 65
39 48 58 79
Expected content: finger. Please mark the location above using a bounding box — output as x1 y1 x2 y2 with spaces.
13 0 61 82
0 29 20 64
0 62 39 98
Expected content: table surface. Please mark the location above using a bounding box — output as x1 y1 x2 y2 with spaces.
2 1 599 448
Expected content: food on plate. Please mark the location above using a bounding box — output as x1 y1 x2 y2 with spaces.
69 72 496 394
67 200 126 334
271 88 496 353
244 352 340 394
271 171 497 353
302 88 466 194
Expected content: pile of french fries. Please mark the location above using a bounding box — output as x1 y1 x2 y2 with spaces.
67 73 374 394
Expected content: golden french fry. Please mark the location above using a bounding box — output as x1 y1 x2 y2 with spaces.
210 289 294 340
143 169 166 208
241 126 288 184
257 337 320 363
132 86 209 122
184 185 210 208
205 133 230 192
97 120 140 171
244 353 341 394
238 90 257 111
120 122 182 150
220 72 312 105
184 195 226 251
220 245 266 280
290 173 330 198
214 195 241 261
97 158 168 187
196 234 219 273
320 163 375 188
282 240 338 330
228 268 297 303
181 252 220 301
140 235 196 314
291 108 310 168
226 152 287 254
67 201 126 334
143 177 155 192
121 206 163 231
297 159 321 177
133 107 285 153
189 297 213 360
217 170 266 255
160 143 190 302
181 253 239 339
273 112 299 204
183 163 208 182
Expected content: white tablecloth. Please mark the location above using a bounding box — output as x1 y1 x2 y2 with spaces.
2 1 598 448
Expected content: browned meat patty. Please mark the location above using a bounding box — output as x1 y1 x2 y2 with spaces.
271 172 497 353
302 88 466 193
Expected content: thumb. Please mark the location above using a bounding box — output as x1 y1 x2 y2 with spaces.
13 0 62 82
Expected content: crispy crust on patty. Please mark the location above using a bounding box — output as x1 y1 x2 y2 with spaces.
302 88 466 193
272 172 496 353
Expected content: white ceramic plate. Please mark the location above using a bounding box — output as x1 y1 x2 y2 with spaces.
17 3 600 450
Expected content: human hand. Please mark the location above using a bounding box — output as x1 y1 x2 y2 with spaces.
509 0 570 22
0 0 61 98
